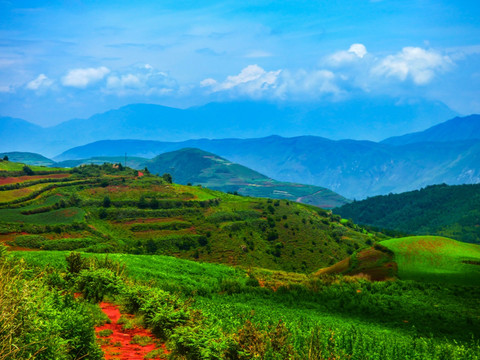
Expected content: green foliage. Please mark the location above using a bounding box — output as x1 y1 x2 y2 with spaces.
335 183 480 243
0 255 102 360
76 268 123 302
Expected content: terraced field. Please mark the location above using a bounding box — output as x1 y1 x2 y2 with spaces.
0 161 382 272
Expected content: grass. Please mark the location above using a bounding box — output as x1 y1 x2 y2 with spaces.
382 236 480 285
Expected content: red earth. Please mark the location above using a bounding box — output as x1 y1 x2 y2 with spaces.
0 173 70 185
95 302 168 360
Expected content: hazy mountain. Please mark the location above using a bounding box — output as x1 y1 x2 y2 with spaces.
54 135 480 199
383 114 480 145
0 98 456 157
145 148 350 208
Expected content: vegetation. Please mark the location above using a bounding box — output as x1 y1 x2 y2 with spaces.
0 161 380 272
335 183 480 243
2 160 480 359
12 250 480 360
145 148 350 209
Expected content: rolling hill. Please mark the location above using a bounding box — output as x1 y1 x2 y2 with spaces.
145 148 349 208
0 151 56 167
0 161 380 272
315 236 480 285
334 183 480 243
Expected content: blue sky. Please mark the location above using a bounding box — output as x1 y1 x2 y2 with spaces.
1 0 480 126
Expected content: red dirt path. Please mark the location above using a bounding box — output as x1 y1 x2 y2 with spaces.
96 302 168 360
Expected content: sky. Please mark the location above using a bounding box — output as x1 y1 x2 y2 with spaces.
1 0 480 127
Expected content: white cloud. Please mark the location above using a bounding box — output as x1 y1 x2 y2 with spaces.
62 66 110 88
26 74 53 90
203 65 281 95
327 43 368 65
103 65 178 97
372 47 452 85
349 44 367 58
106 74 142 89
200 78 217 87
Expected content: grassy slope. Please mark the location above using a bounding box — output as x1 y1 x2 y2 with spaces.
0 162 379 273
315 236 480 286
334 183 480 243
146 148 350 209
382 236 480 285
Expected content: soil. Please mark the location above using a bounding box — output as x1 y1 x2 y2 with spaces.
95 301 169 360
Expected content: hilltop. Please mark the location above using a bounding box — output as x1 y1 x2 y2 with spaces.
315 236 480 285
145 148 349 208
334 183 480 243
0 160 379 272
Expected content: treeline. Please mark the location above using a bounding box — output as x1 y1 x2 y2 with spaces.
335 183 480 243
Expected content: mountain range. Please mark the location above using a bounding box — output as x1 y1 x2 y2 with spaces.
53 114 480 199
1 101 479 199
0 98 456 157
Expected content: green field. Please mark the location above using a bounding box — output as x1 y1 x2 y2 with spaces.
13 250 480 360
382 236 480 285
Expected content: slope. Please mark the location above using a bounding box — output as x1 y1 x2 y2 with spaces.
145 148 349 208
334 183 480 243
0 161 380 273
315 236 480 286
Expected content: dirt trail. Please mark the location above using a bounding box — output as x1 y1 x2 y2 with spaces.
95 301 168 360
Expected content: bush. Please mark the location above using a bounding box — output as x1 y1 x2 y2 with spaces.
76 268 123 302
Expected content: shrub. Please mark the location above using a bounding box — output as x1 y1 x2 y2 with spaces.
76 268 123 302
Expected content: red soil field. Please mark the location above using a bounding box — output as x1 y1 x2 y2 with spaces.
0 173 70 185
96 302 168 360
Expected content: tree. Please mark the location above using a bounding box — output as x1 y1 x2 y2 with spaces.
2 155 7 161
138 195 148 209
23 166 34 175
102 196 111 208
162 173 173 184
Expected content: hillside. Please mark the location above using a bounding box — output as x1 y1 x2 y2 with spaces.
55 155 148 170
54 135 480 199
334 183 480 243
0 151 55 167
383 114 480 145
316 236 480 285
0 161 379 273
145 148 349 208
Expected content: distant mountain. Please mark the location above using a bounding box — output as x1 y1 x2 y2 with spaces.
0 151 55 167
334 183 480 243
1 98 456 157
54 136 480 199
383 114 480 145
145 148 349 208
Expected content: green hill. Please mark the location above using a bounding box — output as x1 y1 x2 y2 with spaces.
145 148 349 209
55 155 148 170
316 236 480 286
0 161 377 273
0 151 55 167
334 183 480 243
